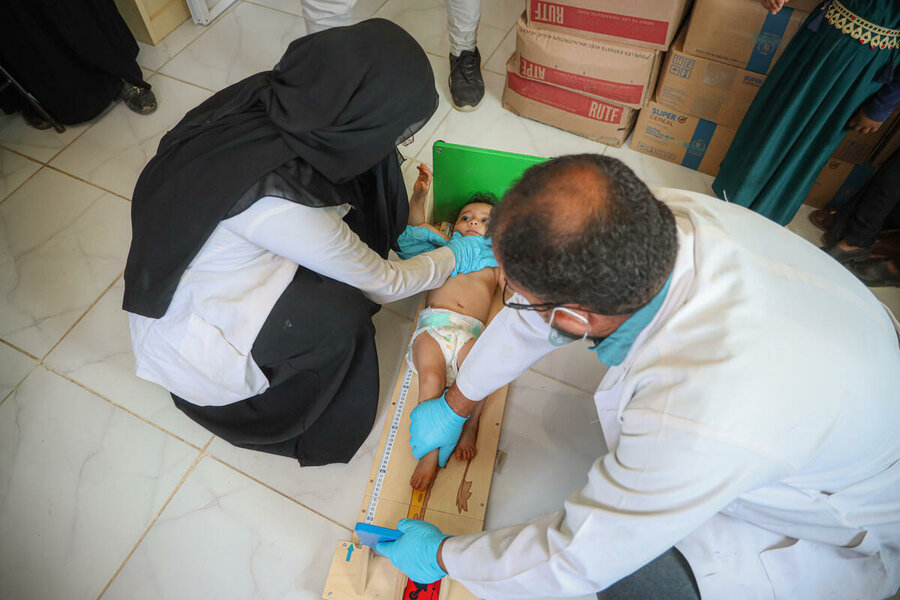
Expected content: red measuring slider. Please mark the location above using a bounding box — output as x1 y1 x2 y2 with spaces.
402 578 442 600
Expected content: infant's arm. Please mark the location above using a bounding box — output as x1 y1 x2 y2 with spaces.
408 163 433 227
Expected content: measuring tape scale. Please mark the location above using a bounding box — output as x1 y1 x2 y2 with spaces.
364 365 415 525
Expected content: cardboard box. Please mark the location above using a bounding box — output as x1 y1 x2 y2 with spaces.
629 101 737 176
515 14 662 108
870 119 900 169
503 55 638 148
786 0 825 12
526 0 692 51
684 0 809 74
655 29 765 128
804 158 875 209
831 108 900 165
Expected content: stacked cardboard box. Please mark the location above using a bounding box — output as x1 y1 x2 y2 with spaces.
525 0 692 51
502 2 692 147
871 119 900 168
808 108 900 207
832 108 900 165
654 30 765 129
630 102 737 176
631 0 813 176
805 159 875 209
683 0 813 74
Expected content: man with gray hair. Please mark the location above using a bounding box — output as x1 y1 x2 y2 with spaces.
381 154 900 600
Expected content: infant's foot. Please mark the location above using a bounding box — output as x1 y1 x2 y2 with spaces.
455 416 480 461
410 451 439 490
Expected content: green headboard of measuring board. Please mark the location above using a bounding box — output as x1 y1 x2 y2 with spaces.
431 141 547 224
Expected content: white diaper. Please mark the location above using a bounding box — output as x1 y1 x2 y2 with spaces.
406 308 485 386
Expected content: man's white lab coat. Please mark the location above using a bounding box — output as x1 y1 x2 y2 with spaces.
443 189 900 600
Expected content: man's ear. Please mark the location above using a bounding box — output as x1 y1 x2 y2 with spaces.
552 308 591 333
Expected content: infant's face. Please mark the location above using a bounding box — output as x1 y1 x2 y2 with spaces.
453 202 493 237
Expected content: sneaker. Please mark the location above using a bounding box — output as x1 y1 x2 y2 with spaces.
848 258 900 288
121 82 157 115
449 49 484 111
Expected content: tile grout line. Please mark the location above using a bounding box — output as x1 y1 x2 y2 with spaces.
41 272 124 362
243 0 305 19
0 159 45 206
41 363 211 453
0 144 46 165
482 19 516 73
95 439 213 600
0 363 41 410
0 336 40 360
527 365 600 396
152 0 244 75
32 271 214 452
208 455 354 534
151 71 219 94
43 164 134 202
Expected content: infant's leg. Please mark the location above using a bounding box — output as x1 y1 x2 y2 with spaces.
455 338 482 461
410 333 446 490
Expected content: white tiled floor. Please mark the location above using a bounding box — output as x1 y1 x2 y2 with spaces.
1 2 898 599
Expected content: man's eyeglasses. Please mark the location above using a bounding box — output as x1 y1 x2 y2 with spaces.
501 281 613 316
502 281 567 312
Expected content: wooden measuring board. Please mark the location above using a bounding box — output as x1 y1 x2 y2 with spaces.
323 291 510 600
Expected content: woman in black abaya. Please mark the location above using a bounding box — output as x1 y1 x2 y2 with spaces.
0 0 156 127
123 20 493 466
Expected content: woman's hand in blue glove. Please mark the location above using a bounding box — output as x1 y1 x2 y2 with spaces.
446 232 498 276
376 519 451 584
396 225 448 259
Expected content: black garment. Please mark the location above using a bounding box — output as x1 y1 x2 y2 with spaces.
123 19 439 318
0 0 145 124
828 148 900 249
173 267 381 465
596 548 701 600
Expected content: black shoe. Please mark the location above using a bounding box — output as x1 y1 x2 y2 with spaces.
20 104 52 130
121 82 157 114
848 258 900 288
821 243 872 265
449 49 484 111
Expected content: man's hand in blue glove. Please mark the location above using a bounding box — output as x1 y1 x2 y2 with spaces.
377 519 451 584
446 232 499 276
409 390 468 467
396 225 448 259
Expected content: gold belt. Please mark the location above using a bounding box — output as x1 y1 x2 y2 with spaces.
826 0 900 50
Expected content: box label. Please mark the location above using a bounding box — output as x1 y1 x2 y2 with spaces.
529 1 669 44
518 56 644 105
669 54 696 80
507 72 624 123
746 7 793 73
681 118 718 169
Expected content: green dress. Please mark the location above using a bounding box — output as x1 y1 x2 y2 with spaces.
712 0 900 226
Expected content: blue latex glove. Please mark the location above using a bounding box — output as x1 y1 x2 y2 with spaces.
446 232 499 276
376 519 451 584
396 225 447 259
409 390 468 467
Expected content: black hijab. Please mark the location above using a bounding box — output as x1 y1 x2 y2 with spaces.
123 19 438 318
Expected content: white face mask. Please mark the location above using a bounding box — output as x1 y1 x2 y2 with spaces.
547 306 589 347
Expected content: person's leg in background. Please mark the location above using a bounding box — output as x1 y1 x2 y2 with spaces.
301 0 356 34
446 0 483 111
823 148 900 288
596 548 701 600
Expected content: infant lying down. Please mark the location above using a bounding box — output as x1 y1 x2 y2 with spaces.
401 163 504 491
